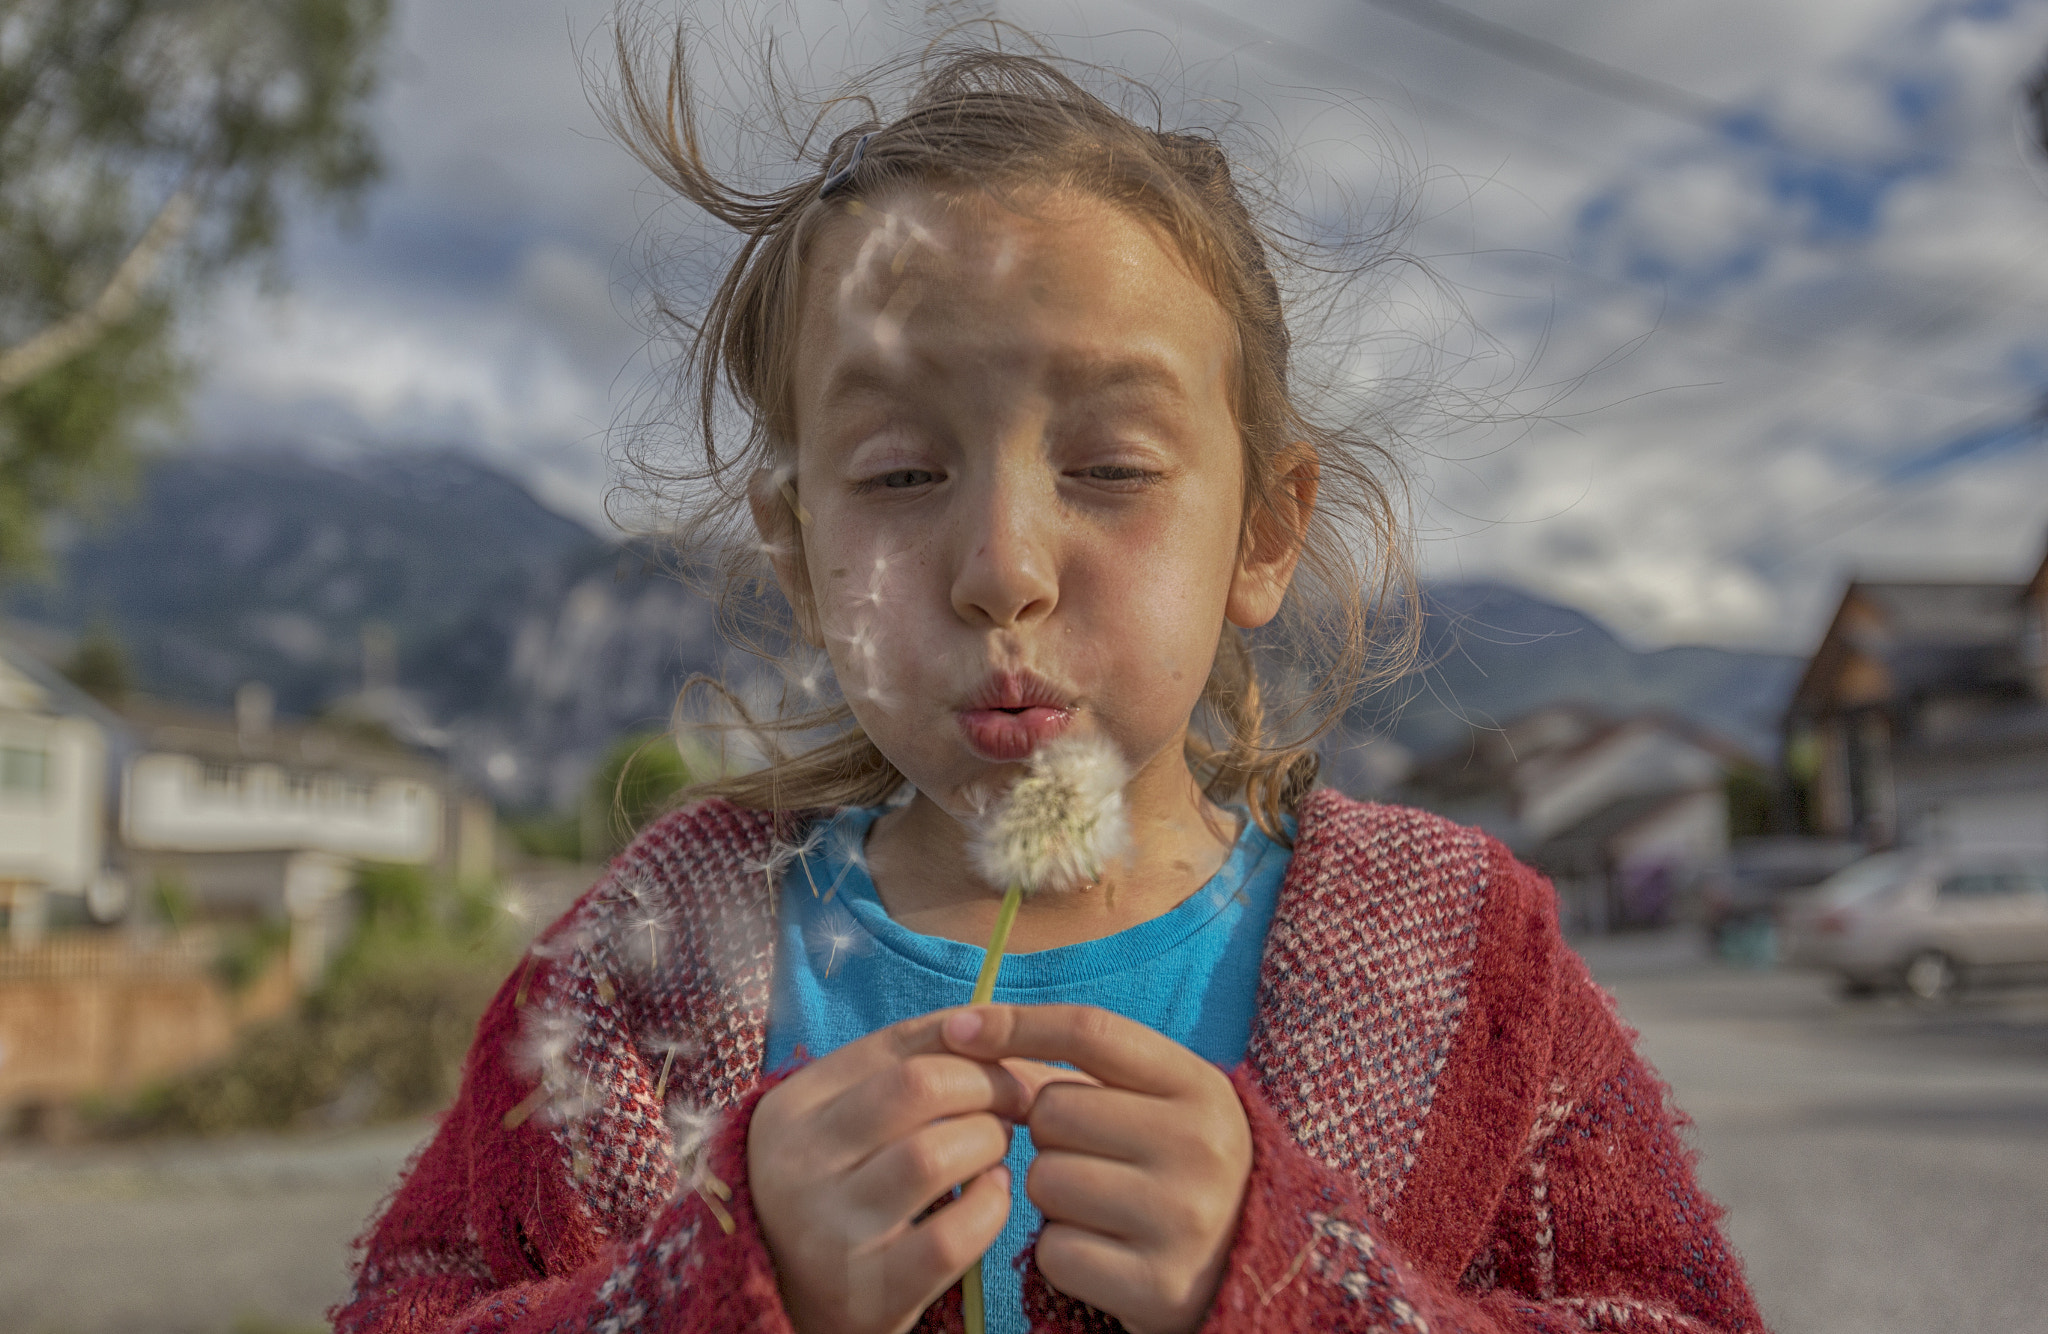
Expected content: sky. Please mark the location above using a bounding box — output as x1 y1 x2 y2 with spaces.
186 0 2048 653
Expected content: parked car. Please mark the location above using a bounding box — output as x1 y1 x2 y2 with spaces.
1780 851 2048 999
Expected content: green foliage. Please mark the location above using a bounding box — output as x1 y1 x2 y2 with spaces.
1782 728 1821 835
213 917 290 993
93 861 515 1137
585 730 701 859
148 871 194 930
507 812 584 863
0 0 391 571
1724 762 1775 839
60 621 129 701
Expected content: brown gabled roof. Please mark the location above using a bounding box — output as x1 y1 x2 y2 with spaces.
1788 579 2030 720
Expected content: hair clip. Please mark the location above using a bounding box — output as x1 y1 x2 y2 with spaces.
819 131 875 199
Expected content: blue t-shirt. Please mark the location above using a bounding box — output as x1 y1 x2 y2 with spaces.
764 806 1292 1334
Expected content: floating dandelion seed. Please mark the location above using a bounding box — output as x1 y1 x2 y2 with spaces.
665 1097 732 1230
958 734 1129 1334
648 1032 703 1104
805 902 870 978
606 875 672 976
506 1008 598 1130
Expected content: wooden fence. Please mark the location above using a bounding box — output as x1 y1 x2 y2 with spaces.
0 931 294 1118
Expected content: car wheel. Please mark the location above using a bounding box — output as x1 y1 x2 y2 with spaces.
1902 950 1959 1002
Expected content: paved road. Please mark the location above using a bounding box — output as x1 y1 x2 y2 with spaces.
1583 931 2048 1334
2 935 2043 1333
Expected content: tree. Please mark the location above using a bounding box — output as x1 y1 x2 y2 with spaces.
60 622 129 702
0 0 391 569
583 731 701 860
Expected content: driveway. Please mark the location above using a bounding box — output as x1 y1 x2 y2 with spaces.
3 931 2044 1333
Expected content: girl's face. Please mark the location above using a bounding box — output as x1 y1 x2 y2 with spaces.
761 186 1303 826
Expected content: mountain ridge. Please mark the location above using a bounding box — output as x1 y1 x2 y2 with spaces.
6 448 1802 805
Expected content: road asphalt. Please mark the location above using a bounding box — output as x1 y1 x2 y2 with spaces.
2 930 2042 1334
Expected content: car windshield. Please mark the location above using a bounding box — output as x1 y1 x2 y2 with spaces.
1814 853 1913 906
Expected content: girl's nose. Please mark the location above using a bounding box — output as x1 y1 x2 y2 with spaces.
949 467 1058 630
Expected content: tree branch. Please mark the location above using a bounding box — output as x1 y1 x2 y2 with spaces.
0 186 196 396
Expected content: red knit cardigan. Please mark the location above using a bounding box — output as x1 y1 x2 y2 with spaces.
334 791 1766 1334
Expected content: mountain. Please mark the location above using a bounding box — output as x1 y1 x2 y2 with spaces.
13 450 597 716
5 448 1806 808
1372 584 1804 763
413 542 738 809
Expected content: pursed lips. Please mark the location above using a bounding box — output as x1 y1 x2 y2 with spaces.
957 669 1075 762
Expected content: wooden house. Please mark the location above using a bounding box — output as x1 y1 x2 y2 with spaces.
1784 539 2048 857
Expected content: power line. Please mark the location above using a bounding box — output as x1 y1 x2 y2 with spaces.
1363 0 2037 190
1366 0 1724 127
1124 0 2035 407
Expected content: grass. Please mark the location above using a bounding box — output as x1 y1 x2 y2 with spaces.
86 864 519 1138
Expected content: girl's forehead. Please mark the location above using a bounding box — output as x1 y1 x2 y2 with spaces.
790 185 1229 386
802 185 1206 310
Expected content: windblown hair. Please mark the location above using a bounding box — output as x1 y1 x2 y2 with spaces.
600 20 1422 840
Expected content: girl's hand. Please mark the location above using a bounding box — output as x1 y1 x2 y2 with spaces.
940 1005 1253 1334
748 1011 1030 1334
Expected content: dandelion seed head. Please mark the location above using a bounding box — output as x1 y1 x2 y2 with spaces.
804 902 871 977
971 734 1130 893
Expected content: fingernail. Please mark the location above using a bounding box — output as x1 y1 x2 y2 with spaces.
945 1009 983 1043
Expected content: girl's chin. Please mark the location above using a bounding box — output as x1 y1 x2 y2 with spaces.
956 706 1073 761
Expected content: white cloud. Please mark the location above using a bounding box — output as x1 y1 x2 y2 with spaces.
181 0 2048 651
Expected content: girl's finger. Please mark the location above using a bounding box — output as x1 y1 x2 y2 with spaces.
1031 1219 1152 1317
823 1051 1031 1154
944 1004 1202 1097
777 1008 983 1114
842 1111 1013 1225
999 1056 1102 1103
1025 1149 1160 1242
1025 1082 1163 1163
891 1164 1015 1298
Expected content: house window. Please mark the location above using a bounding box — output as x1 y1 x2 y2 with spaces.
0 746 48 794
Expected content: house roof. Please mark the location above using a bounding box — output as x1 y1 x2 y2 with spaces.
1849 581 2023 646
1788 579 2031 718
112 695 452 785
1526 788 1714 872
1407 702 1749 795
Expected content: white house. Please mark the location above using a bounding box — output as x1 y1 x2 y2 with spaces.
1404 704 1745 932
116 686 493 982
0 649 113 946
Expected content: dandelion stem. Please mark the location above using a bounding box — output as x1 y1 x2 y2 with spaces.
961 882 1022 1334
969 885 1023 1005
964 1262 987 1334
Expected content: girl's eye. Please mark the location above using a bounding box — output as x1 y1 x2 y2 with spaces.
855 468 937 492
1076 464 1156 484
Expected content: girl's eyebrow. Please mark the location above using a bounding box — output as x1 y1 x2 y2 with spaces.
1046 352 1186 400
814 361 906 415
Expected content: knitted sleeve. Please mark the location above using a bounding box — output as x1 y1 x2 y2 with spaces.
1156 948 1762 1333
329 906 801 1334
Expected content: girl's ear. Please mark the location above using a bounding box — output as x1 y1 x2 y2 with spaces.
1225 444 1318 630
747 465 824 646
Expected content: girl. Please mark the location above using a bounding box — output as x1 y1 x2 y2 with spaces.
336 31 1765 1334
